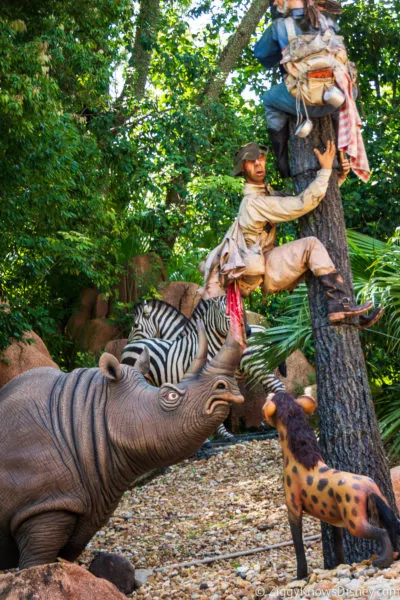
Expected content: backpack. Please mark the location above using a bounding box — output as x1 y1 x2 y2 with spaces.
281 14 357 106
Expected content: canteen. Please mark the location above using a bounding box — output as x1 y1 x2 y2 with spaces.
295 118 313 138
323 85 345 108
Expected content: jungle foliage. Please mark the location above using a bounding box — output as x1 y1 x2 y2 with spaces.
0 0 399 433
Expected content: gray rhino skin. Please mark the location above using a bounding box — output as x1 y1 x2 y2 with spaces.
0 327 243 570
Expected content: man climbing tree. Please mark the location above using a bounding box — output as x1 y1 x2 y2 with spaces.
200 142 379 328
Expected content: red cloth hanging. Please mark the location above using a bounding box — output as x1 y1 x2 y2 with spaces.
226 281 247 349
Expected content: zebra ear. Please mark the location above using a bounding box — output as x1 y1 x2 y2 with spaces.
181 320 208 380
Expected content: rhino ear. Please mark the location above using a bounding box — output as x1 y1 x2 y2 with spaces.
99 353 122 381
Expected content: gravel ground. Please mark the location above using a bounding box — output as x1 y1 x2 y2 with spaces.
2 438 399 598
77 438 400 599
75 439 317 597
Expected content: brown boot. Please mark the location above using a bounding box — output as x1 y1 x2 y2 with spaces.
319 272 373 323
358 307 384 330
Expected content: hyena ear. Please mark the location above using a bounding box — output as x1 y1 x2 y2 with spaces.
295 395 317 414
99 353 122 381
263 395 277 426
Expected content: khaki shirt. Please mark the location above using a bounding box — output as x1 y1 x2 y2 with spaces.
237 168 332 253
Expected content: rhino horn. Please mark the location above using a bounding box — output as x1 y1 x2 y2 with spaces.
181 320 208 380
206 329 242 376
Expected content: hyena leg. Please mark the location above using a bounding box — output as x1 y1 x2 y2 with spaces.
288 510 307 579
358 522 394 568
333 526 345 566
372 493 399 553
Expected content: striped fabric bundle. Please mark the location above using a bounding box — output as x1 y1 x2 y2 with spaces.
335 67 370 183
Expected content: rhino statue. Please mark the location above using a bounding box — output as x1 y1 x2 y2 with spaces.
0 325 243 570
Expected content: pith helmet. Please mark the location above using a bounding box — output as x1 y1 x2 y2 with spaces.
232 142 269 177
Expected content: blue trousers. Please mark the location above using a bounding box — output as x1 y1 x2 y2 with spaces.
263 82 337 131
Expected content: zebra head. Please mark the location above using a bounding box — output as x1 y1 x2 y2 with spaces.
193 296 230 338
129 301 158 341
128 299 188 342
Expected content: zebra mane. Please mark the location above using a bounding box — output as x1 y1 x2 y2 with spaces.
133 299 187 319
191 296 227 316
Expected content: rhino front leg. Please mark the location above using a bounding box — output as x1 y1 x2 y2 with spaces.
0 531 19 569
59 520 101 562
15 511 77 569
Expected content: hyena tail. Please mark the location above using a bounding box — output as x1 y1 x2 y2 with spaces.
372 493 400 551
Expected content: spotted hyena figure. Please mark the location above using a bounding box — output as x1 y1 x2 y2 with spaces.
263 391 400 579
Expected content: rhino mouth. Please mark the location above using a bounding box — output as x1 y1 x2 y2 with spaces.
206 397 231 415
205 391 244 415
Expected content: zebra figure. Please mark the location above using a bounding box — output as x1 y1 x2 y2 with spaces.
121 297 285 439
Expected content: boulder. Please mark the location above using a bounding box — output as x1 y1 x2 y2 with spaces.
89 551 135 594
0 562 126 600
66 288 120 355
278 349 315 396
104 339 128 362
246 310 269 328
390 466 400 512
158 281 201 317
0 331 58 390
78 319 120 355
229 380 267 433
65 288 98 341
119 253 168 304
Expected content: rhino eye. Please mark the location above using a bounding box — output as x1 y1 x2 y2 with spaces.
160 386 184 412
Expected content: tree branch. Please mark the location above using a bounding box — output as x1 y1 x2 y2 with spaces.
121 0 161 102
203 0 270 102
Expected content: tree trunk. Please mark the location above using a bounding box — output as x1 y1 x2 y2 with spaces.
289 114 397 567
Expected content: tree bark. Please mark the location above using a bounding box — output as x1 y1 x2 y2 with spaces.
289 114 397 567
122 0 161 102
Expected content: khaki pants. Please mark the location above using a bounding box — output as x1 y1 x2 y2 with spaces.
261 236 335 295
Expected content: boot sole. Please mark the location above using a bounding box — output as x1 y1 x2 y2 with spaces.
329 302 373 322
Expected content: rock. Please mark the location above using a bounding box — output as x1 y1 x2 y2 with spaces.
78 318 120 355
0 331 58 390
246 311 268 327
65 288 98 340
134 568 153 588
158 282 201 317
88 551 136 594
0 562 126 599
229 380 267 433
278 349 315 396
104 339 128 362
65 287 120 354
119 253 167 305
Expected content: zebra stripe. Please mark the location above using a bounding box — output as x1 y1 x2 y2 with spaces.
122 297 284 396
